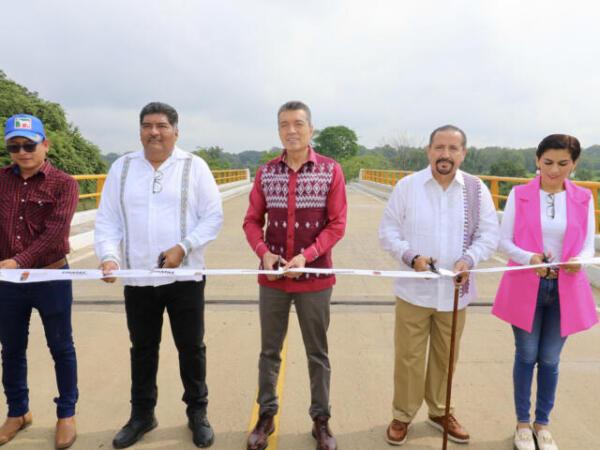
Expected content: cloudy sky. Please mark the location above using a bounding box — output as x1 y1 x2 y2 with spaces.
2 0 600 154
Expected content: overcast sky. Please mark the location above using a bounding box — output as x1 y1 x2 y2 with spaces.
2 0 600 154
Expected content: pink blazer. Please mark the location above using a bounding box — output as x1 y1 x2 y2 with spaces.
492 177 598 337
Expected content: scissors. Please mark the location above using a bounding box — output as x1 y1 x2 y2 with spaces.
428 257 439 274
542 253 558 279
430 257 463 283
157 252 166 268
276 255 283 279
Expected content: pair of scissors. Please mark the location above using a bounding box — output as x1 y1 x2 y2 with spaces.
276 255 283 279
157 252 166 268
428 257 439 274
542 253 558 279
430 257 463 283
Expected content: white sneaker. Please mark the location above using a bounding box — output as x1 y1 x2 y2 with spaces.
534 429 558 450
514 426 535 450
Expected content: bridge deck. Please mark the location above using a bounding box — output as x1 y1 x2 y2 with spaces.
3 187 599 449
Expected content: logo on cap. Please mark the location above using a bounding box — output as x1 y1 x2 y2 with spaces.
14 118 32 130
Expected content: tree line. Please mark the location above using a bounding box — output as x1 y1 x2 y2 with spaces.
154 126 600 183
3 70 599 187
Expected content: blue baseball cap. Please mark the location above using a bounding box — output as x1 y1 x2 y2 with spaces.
4 114 46 143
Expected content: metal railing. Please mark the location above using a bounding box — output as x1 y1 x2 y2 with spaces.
211 169 250 185
73 168 250 208
72 175 106 208
360 169 600 233
360 169 413 186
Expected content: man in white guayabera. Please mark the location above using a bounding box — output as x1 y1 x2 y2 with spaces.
95 102 223 449
378 125 499 446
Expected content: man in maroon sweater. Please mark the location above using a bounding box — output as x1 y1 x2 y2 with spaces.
243 101 347 450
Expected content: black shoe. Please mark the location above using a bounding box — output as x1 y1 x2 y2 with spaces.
112 414 158 449
188 414 214 448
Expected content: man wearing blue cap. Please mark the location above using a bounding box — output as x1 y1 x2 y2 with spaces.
0 114 79 448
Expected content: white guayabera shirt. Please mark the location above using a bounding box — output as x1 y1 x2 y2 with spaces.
378 167 499 311
94 147 224 286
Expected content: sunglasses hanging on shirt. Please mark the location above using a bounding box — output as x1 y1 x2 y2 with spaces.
546 193 555 219
152 170 164 194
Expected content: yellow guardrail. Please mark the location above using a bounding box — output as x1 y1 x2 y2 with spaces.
72 175 106 208
73 168 250 208
211 169 250 185
360 169 600 233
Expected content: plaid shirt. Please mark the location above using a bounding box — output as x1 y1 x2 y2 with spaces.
0 160 79 268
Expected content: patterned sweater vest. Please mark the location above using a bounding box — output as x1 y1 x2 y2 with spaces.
260 156 336 282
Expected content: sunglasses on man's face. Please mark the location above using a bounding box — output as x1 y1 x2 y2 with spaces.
6 143 38 153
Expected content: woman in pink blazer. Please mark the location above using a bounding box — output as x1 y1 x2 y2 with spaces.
493 134 598 450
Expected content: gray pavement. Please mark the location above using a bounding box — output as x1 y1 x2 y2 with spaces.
2 186 599 449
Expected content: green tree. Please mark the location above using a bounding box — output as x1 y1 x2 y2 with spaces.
259 149 282 165
574 168 594 181
0 70 107 172
488 159 530 209
340 154 392 181
488 159 528 178
313 126 359 162
193 146 231 170
0 70 107 207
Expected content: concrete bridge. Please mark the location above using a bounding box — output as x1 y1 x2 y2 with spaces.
3 181 599 449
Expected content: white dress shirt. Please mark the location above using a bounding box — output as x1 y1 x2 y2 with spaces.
499 189 595 265
94 147 224 286
379 167 499 311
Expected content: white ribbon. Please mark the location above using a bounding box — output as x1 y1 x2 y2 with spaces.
0 258 598 284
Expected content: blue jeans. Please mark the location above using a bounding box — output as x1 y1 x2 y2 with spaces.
0 270 78 418
512 278 566 425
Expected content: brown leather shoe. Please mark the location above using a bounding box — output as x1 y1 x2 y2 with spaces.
0 412 32 445
55 416 76 449
312 416 337 450
386 419 410 446
427 414 470 443
247 413 274 450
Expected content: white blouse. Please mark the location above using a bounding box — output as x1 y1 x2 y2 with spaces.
499 189 595 265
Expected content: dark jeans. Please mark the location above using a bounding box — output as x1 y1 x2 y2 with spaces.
512 278 566 425
0 271 78 418
124 280 207 418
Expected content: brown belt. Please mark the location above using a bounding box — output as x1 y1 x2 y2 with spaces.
41 257 68 270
